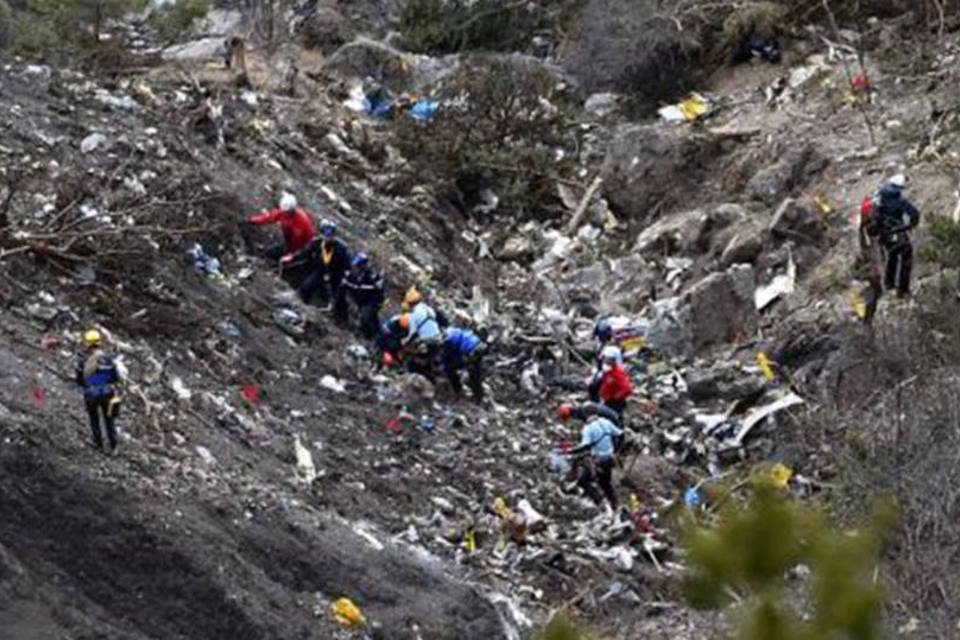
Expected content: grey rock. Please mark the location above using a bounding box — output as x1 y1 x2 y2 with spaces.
687 267 756 353
769 198 824 243
747 146 828 205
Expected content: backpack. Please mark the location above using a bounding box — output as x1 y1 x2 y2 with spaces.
860 194 881 237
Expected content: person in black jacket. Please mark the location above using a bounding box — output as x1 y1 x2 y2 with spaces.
862 175 921 299
337 252 385 338
283 218 351 308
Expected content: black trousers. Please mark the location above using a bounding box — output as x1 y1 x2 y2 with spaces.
85 396 118 450
446 356 484 400
357 303 380 340
265 241 286 261
603 399 626 422
299 270 341 306
578 456 616 508
883 241 913 297
407 342 439 381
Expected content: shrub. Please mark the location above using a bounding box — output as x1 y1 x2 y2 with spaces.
390 53 577 221
8 0 149 58
920 214 960 270
150 0 210 44
399 0 557 55
684 482 893 640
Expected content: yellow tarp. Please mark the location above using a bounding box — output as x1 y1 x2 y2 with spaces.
331 598 367 629
678 93 710 121
770 463 793 489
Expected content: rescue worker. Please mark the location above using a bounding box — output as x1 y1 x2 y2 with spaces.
338 252 385 339
593 317 614 351
441 326 486 400
75 329 123 452
375 315 406 370
247 192 316 261
400 287 441 380
592 345 632 420
284 218 351 308
557 401 622 428
559 403 623 510
861 175 921 299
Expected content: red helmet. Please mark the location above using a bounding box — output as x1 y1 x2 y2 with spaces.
557 403 573 421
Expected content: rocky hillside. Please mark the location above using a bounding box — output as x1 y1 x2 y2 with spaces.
3 1 960 639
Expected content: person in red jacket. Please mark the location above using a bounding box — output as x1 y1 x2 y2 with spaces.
247 192 316 261
597 345 632 420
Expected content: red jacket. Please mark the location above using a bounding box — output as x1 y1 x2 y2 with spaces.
248 207 316 255
599 364 633 403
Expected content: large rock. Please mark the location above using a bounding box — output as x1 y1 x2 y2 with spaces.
645 296 693 359
602 125 723 223
687 265 757 353
325 37 461 90
747 146 828 205
769 198 824 244
634 203 750 258
298 6 351 52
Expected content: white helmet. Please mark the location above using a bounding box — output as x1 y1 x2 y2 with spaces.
601 345 622 365
888 174 906 188
279 192 298 212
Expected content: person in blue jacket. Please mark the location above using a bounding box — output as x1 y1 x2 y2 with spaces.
75 329 123 452
441 326 487 400
563 414 623 509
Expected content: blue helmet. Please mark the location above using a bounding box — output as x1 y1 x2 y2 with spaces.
352 252 369 268
594 318 613 342
320 218 337 239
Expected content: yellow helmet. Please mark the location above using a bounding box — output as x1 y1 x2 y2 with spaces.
84 329 102 347
404 287 422 307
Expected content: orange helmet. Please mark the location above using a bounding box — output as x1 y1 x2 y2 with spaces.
557 403 573 421
404 287 422 307
398 314 410 331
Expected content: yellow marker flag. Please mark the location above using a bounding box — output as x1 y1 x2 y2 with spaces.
814 194 833 215
330 598 367 629
464 529 476 553
757 352 776 382
770 463 793 489
850 292 867 320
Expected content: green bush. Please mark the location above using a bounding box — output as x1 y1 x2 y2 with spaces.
399 0 555 55
684 482 894 640
8 0 148 57
390 54 576 221
920 214 960 270
150 0 210 44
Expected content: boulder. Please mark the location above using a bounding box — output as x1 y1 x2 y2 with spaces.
769 198 824 243
719 232 764 267
325 37 460 90
687 365 766 401
687 266 756 353
602 124 723 222
298 6 351 52
747 146 827 205
645 296 693 360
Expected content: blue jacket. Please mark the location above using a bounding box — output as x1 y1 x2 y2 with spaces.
579 417 622 459
876 184 920 235
342 265 385 307
76 351 121 399
442 327 483 369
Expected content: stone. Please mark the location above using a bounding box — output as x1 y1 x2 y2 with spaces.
686 266 756 353
769 198 824 243
747 146 828 205
719 232 764 267
584 93 621 117
602 124 723 222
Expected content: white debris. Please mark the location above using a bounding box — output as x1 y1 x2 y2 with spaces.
169 376 192 401
195 446 217 465
731 392 806 446
754 256 797 311
320 375 346 393
294 434 317 483
80 133 107 153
